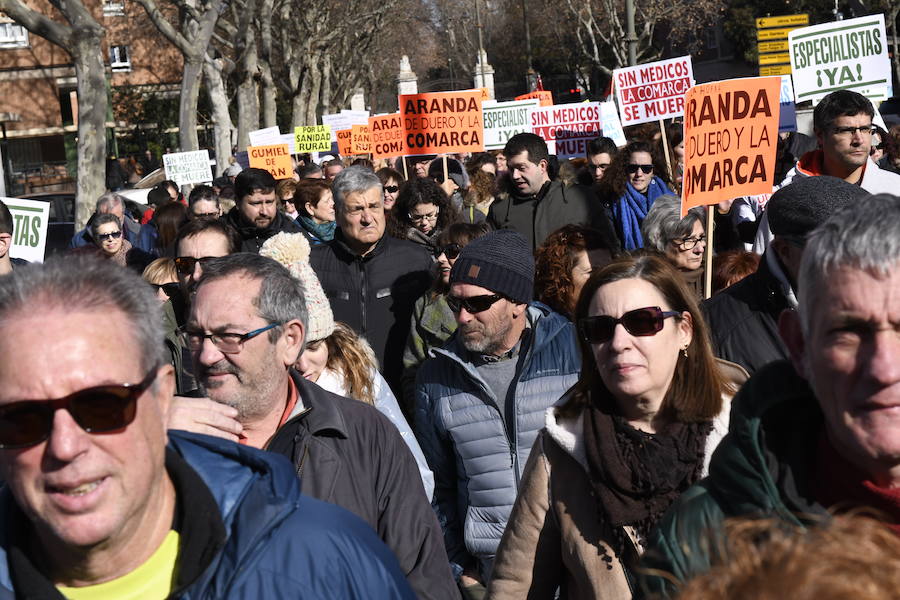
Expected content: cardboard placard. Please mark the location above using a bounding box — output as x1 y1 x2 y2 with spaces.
528 102 602 159
162 150 213 187
336 129 353 156
681 77 781 214
515 90 553 106
321 111 369 142
789 14 890 103
613 55 694 126
248 144 293 179
600 101 627 147
295 125 333 153
482 98 540 150
369 113 405 159
248 126 281 147
779 75 797 133
351 124 371 154
3 197 49 263
400 90 484 155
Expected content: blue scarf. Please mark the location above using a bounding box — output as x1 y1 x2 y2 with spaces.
297 215 336 242
612 177 672 250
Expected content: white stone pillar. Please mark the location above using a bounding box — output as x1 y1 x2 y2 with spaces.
397 55 418 97
473 49 495 100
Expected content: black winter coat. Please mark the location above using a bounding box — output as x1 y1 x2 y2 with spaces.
222 206 303 253
269 373 460 600
309 230 433 391
701 251 790 375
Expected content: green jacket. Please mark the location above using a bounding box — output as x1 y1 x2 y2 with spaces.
637 360 830 598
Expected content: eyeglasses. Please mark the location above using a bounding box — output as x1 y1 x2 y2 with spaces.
578 306 681 343
409 210 439 222
0 367 159 449
181 322 283 354
383 185 400 194
831 125 876 137
446 293 503 314
433 243 462 259
151 282 180 299
174 256 217 276
626 164 653 175
96 231 122 242
673 235 706 251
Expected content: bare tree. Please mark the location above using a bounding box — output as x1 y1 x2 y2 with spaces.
0 0 106 229
203 53 236 175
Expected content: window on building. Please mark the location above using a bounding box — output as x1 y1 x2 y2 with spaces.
0 15 28 49
110 45 131 72
102 0 126 16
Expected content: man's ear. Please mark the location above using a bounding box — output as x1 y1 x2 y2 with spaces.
279 319 305 366
778 308 808 379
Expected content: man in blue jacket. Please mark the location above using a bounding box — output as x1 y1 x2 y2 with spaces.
415 229 581 595
0 254 413 599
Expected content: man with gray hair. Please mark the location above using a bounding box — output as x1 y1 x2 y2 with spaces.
638 194 900 597
174 252 459 599
0 254 414 597
310 165 433 400
69 192 141 248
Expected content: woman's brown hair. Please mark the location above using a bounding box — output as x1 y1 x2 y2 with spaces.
295 179 332 218
154 201 187 251
563 254 729 423
595 140 669 199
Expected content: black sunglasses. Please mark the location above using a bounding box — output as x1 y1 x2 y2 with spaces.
96 231 122 242
626 164 653 175
578 306 680 343
0 367 159 449
151 282 180 299
174 256 217 276
384 185 400 194
433 243 462 259
446 293 503 314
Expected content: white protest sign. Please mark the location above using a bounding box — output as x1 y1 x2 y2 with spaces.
789 14 890 103
600 101 627 147
614 55 693 125
529 102 602 159
248 126 281 147
482 98 539 150
321 111 369 142
163 150 213 187
279 133 297 155
3 197 50 263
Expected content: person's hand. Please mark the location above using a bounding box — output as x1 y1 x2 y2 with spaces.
717 198 735 214
439 178 457 198
167 396 242 441
460 566 482 588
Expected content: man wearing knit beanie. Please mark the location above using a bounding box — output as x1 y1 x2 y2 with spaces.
415 229 581 594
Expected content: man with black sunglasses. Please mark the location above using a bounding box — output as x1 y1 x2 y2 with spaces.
415 230 581 594
0 255 414 598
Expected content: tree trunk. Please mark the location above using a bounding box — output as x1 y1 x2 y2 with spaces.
235 34 259 150
72 34 107 230
179 57 203 152
259 60 277 128
305 58 322 126
204 57 235 176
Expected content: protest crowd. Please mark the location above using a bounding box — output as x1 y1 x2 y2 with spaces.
3 18 900 598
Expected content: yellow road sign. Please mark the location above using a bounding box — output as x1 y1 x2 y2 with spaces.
756 14 809 29
757 27 802 40
759 52 791 65
759 64 792 77
758 40 789 54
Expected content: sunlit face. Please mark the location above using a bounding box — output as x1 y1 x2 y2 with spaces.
295 339 329 382
307 190 335 224
95 222 123 256
0 308 173 554
667 219 706 272
507 151 549 196
409 202 439 235
570 249 612 312
323 164 344 182
436 247 459 286
495 154 507 173
450 282 525 355
281 195 297 216
673 141 685 162
817 113 872 175
337 187 385 255
588 152 612 183
382 179 400 210
239 189 277 229
627 151 654 194
588 278 691 417
190 199 220 220
413 160 431 178
175 231 231 299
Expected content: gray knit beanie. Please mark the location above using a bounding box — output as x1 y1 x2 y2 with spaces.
768 175 871 241
449 229 534 304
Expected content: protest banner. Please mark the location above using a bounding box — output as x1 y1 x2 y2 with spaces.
369 113 405 159
336 129 353 156
248 126 281 147
351 124 371 154
295 125 332 153
248 144 292 178
600 101 627 147
482 98 540 150
321 111 369 142
789 14 890 103
400 89 484 155
3 197 49 263
613 56 693 126
163 150 213 187
515 90 553 106
528 101 602 159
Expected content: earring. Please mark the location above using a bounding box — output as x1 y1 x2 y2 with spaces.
682 346 689 359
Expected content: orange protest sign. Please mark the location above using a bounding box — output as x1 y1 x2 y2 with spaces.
336 129 353 156
351 124 371 154
681 77 781 215
248 144 292 179
369 113 405 159
515 90 553 106
400 90 484 155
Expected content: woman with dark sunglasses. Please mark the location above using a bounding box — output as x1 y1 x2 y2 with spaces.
595 140 673 251
77 213 152 273
488 255 744 599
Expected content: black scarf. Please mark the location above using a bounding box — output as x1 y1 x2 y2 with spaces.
583 392 711 546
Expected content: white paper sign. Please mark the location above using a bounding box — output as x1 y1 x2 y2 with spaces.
163 150 214 187
321 112 369 142
600 101 627 147
614 55 694 125
528 102 602 159
248 126 281 147
482 98 540 150
279 133 297 155
4 197 50 263
789 14 890 103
